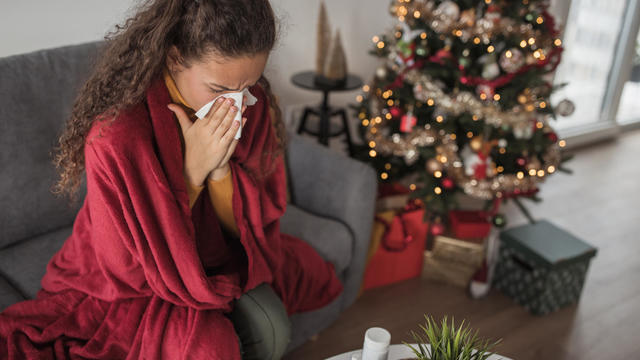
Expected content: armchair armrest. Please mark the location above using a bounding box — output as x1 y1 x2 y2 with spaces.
284 131 378 310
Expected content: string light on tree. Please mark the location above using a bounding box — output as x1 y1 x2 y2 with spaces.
353 0 574 225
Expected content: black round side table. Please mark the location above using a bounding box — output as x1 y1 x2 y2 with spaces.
291 71 363 157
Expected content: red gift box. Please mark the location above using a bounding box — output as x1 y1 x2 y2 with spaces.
448 198 502 241
362 201 430 291
448 210 491 240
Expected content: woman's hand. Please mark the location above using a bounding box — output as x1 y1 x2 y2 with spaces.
168 95 248 187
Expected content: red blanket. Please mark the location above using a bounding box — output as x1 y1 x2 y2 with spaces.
0 75 343 359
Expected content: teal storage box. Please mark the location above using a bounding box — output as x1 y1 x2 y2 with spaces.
493 219 597 315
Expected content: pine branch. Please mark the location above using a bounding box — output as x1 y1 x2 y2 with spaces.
557 165 573 174
522 194 543 203
560 153 575 162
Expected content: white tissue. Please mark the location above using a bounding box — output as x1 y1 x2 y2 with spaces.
194 87 259 139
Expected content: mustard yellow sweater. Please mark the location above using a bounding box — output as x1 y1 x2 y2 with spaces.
163 68 239 238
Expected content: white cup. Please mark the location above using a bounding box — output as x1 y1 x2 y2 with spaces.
361 327 390 360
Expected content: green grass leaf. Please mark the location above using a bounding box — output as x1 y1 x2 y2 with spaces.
402 314 503 360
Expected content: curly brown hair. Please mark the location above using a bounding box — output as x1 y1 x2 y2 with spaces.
51 0 288 205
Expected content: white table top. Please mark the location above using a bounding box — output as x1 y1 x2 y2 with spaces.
325 343 511 360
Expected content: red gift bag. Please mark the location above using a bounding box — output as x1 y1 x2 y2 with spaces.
361 200 430 291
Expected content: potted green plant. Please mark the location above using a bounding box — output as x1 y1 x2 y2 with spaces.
400 315 503 360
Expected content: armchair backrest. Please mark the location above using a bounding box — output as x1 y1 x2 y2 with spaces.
0 41 104 249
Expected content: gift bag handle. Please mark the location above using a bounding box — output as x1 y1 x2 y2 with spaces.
375 200 423 252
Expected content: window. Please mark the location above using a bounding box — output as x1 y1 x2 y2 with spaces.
549 0 640 145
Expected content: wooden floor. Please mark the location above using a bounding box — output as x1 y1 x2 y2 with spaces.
283 128 640 360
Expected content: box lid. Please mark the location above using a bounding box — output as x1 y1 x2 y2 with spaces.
499 219 597 268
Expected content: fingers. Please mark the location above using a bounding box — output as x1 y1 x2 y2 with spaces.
204 97 233 134
220 121 243 164
213 100 240 139
221 116 245 144
203 97 227 126
217 116 246 170
204 94 249 144
167 103 192 137
220 139 236 168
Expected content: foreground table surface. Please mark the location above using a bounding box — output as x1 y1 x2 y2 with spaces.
325 343 512 360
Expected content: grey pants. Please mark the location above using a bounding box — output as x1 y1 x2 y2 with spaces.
226 282 292 359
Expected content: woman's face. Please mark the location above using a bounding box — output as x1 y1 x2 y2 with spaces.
166 46 268 111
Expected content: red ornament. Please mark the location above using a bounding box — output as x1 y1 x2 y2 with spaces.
473 164 487 180
435 49 452 59
487 5 500 13
430 221 445 236
547 132 558 143
472 152 488 180
428 49 453 65
400 113 417 133
516 157 527 167
441 177 455 190
389 106 402 118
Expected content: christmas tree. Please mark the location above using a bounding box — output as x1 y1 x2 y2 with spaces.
352 0 575 231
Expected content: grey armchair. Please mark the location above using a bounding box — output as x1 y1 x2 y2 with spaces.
0 41 377 355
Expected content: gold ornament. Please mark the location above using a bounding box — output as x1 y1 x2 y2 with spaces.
459 8 476 27
426 158 442 173
470 136 483 152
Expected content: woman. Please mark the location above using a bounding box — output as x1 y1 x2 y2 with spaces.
0 0 343 358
